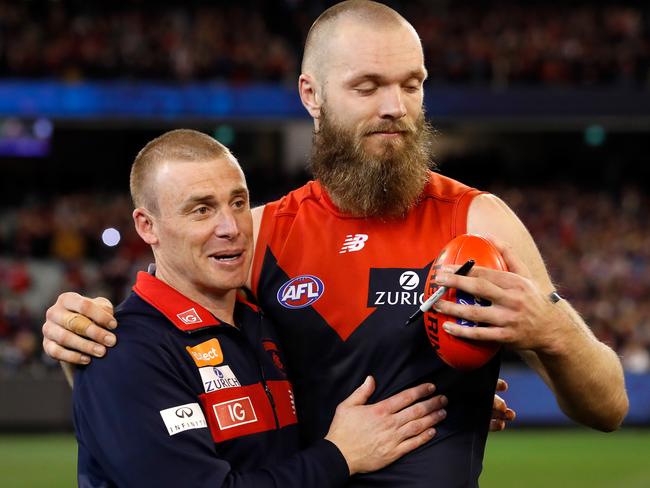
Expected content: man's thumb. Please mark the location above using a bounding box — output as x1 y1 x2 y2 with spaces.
341 376 375 406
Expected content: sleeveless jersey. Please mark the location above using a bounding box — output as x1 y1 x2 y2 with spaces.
251 172 501 487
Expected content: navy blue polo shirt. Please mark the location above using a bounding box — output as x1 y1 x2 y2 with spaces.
73 271 348 488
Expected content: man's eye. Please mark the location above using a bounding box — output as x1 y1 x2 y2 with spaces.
232 199 246 209
194 206 210 215
355 86 377 95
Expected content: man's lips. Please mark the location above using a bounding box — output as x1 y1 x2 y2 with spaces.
367 130 407 137
208 249 245 262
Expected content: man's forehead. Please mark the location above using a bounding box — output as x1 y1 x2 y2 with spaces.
155 158 246 199
324 21 424 80
157 156 239 178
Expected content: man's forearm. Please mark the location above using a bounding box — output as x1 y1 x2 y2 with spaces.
524 303 628 431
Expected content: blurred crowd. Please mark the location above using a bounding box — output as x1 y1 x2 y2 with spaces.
1 185 649 374
0 194 151 376
0 0 649 87
499 185 650 373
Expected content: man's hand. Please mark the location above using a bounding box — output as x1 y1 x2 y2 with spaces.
431 239 564 354
490 379 516 432
325 377 446 475
42 292 118 364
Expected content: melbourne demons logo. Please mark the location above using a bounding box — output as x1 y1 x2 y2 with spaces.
277 275 325 309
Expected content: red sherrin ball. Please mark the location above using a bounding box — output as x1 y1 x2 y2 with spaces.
423 234 507 370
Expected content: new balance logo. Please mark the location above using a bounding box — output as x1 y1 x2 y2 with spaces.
339 234 368 253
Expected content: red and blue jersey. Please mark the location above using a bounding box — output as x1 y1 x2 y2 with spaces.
251 172 501 487
73 271 348 488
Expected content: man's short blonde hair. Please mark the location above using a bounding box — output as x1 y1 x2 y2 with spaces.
130 129 231 214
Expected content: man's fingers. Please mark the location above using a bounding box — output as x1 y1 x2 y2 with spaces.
394 394 447 426
93 296 114 314
437 264 518 291
339 376 375 407
493 393 507 413
434 299 504 329
61 312 117 348
63 312 95 335
442 321 509 342
488 237 531 279
377 383 436 414
43 338 91 365
45 307 117 347
493 407 516 421
496 378 508 392
489 419 506 432
394 428 437 457
493 395 515 420
53 292 117 330
434 272 508 303
397 411 440 439
43 320 110 357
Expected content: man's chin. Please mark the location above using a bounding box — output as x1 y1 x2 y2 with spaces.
201 279 246 296
364 133 405 148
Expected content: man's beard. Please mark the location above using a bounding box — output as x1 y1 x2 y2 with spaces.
310 109 436 218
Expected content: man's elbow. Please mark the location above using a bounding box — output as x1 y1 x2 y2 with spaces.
588 392 629 433
561 387 629 433
602 393 629 432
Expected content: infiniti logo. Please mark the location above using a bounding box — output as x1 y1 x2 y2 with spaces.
175 407 194 418
160 403 206 436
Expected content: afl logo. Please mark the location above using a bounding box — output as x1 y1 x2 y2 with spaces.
277 275 325 309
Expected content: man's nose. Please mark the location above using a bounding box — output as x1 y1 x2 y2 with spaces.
378 85 407 120
214 210 240 240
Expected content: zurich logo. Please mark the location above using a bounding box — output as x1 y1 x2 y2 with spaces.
399 271 420 290
277 275 325 309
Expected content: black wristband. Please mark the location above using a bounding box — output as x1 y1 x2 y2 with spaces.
549 291 562 304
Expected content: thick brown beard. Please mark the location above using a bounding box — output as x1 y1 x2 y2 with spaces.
310 109 436 218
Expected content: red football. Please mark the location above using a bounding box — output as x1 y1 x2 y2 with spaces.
423 234 507 370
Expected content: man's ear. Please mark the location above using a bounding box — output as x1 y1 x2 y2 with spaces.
133 208 158 245
299 73 323 124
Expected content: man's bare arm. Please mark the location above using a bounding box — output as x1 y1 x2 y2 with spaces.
245 205 266 290
436 194 628 431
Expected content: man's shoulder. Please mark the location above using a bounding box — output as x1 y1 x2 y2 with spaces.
264 180 322 217
114 292 171 339
422 171 483 202
75 293 173 381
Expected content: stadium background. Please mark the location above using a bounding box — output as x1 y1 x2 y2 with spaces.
1 0 649 486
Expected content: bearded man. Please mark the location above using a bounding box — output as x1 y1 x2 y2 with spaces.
44 2 627 487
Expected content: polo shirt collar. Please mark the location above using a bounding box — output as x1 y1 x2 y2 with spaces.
133 271 223 332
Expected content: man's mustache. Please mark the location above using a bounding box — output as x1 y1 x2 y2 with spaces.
361 121 416 136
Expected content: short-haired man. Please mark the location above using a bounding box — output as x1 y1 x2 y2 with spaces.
73 128 446 487
45 2 627 486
